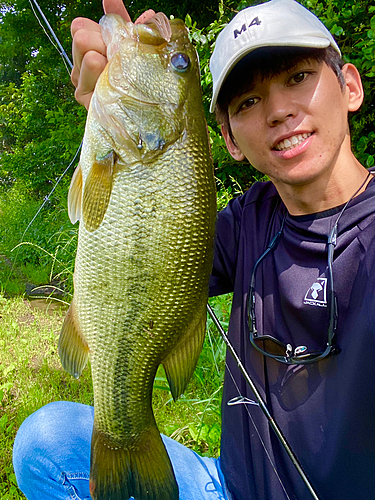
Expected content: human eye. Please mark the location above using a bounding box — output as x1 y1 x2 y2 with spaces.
288 71 312 85
229 93 260 117
238 96 260 112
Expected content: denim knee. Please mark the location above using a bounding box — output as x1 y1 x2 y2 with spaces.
13 402 93 499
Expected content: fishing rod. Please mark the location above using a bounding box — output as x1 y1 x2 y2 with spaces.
21 0 81 241
206 303 320 500
29 0 73 70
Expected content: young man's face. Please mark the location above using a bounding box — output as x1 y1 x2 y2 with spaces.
222 59 362 190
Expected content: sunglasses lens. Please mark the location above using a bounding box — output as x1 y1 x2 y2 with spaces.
253 337 287 356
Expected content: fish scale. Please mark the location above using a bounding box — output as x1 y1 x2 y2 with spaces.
58 12 216 500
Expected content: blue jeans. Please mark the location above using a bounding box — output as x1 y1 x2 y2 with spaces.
13 402 231 500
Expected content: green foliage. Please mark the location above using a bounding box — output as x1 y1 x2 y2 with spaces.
0 0 92 197
0 182 77 296
0 72 85 197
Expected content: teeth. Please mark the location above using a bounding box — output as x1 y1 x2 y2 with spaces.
275 133 311 151
291 136 299 146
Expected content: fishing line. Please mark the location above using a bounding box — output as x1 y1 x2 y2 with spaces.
5 0 81 291
28 0 73 73
20 141 82 242
226 361 292 500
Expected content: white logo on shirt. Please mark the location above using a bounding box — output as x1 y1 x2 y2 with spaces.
304 277 327 307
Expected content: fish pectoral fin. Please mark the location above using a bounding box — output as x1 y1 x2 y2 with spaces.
68 162 83 224
82 151 115 232
58 300 89 379
141 131 166 151
162 306 206 401
90 423 178 500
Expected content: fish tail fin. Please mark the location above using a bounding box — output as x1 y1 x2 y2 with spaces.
90 423 179 500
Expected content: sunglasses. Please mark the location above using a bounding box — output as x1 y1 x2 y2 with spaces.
247 212 340 365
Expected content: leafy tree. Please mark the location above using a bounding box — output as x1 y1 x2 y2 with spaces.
0 0 89 196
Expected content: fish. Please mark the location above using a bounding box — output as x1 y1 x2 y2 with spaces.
58 11 216 500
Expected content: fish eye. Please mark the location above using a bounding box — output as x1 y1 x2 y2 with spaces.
170 53 190 72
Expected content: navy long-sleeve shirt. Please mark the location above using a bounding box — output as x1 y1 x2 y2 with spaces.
210 173 375 500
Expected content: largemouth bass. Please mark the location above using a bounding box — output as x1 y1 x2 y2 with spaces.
58 11 216 500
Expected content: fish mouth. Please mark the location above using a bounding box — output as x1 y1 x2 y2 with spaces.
133 12 172 44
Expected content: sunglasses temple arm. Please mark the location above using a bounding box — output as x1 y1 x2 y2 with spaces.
327 227 339 343
207 303 321 500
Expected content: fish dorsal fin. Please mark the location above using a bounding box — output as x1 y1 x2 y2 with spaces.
82 151 115 232
58 299 89 379
68 162 83 224
162 306 206 401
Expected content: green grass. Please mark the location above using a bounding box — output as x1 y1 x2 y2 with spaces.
0 258 54 297
0 182 77 298
0 295 92 499
0 293 230 499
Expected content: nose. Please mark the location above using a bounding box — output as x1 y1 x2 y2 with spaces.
265 87 298 127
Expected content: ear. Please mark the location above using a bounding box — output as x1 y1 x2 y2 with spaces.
342 63 364 112
221 124 246 161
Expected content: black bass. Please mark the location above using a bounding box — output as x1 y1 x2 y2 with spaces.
58 12 216 500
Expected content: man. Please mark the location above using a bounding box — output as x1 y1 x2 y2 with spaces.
13 0 375 499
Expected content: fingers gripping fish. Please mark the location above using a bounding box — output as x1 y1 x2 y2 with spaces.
58 12 216 500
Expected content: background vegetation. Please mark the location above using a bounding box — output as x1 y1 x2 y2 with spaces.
0 0 374 498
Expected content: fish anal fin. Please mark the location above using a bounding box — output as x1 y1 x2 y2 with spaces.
90 423 178 500
163 306 206 401
58 300 89 379
68 163 83 224
82 151 115 232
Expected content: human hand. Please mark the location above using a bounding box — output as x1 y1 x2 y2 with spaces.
71 0 155 109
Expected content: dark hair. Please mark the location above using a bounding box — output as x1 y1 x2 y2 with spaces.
215 46 345 137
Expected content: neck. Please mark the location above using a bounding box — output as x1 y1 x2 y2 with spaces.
273 153 370 216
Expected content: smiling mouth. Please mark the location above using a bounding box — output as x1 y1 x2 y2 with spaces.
274 132 312 151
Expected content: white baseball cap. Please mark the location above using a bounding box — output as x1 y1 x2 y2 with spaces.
209 0 341 112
